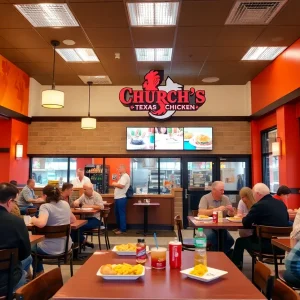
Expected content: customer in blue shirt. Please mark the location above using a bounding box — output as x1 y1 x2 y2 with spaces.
283 240 300 288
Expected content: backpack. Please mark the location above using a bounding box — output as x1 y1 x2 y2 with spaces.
126 185 134 198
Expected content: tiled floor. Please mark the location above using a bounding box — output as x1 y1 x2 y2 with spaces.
42 229 285 285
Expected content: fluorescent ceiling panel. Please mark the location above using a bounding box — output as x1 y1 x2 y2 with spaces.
56 49 99 62
135 48 172 61
242 46 287 60
127 2 179 26
14 4 79 27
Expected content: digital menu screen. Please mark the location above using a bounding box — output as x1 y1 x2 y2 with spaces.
155 127 183 150
126 127 155 150
183 127 213 150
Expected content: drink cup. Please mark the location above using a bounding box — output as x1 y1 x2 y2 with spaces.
151 247 167 269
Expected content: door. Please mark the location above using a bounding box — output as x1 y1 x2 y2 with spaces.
182 158 217 228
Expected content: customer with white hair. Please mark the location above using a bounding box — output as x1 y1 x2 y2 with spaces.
231 183 290 269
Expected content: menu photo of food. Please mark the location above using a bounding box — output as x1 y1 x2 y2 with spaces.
183 127 213 150
155 127 183 150
126 127 155 150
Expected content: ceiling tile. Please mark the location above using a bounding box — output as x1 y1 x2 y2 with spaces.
176 27 222 47
166 75 197 86
207 47 249 61
69 63 107 75
214 26 266 47
0 48 31 63
69 2 128 28
9 0 65 3
0 36 13 48
179 0 235 26
0 29 50 48
109 73 140 85
54 74 83 85
94 48 136 62
31 74 52 85
137 62 171 76
252 26 300 46
0 4 32 28
36 28 91 48
85 28 132 47
171 61 204 76
271 0 300 26
18 49 53 63
102 60 137 74
131 28 175 48
173 47 210 61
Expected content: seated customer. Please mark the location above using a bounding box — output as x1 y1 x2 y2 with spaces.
231 183 290 269
237 187 256 238
290 208 300 240
60 183 74 207
283 240 300 288
274 185 295 223
17 179 43 215
31 185 76 276
0 183 32 296
198 181 235 254
73 183 104 248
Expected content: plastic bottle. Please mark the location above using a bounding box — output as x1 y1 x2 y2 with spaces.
136 238 147 264
194 228 207 266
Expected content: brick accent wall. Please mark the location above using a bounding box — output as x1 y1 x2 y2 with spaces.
28 121 250 155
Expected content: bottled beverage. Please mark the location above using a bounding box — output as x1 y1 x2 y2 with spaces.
169 237 182 269
194 228 207 266
136 239 147 264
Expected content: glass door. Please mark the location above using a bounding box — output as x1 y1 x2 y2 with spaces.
182 158 217 228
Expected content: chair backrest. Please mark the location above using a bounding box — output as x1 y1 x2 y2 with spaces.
0 249 18 300
15 267 63 300
174 215 183 244
100 209 110 229
191 210 198 217
32 225 71 256
253 261 274 300
272 278 300 300
26 208 37 216
256 225 292 239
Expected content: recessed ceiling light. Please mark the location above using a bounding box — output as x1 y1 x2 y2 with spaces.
127 2 179 26
14 4 79 27
242 47 287 60
202 77 220 83
56 48 99 62
135 48 172 61
63 39 76 46
78 75 112 85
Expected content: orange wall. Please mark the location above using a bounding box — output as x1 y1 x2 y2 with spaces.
105 158 131 185
0 55 29 116
251 38 300 114
76 158 93 170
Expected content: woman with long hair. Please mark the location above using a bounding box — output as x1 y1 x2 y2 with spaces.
31 185 76 276
237 187 257 237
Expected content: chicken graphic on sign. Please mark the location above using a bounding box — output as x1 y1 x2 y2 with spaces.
119 70 206 120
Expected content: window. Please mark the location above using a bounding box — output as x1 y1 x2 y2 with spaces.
220 161 246 191
159 158 181 194
262 128 279 193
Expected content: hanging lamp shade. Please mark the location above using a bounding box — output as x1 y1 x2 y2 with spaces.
81 81 96 130
42 40 64 109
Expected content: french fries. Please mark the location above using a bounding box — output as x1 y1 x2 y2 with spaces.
189 264 208 277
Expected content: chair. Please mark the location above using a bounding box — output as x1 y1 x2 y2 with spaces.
84 209 110 250
31 225 73 279
175 215 195 251
251 225 292 282
191 210 198 236
253 261 274 300
0 249 18 300
15 267 63 300
272 278 300 300
26 208 37 217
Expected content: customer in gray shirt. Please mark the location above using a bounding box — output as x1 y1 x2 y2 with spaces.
198 181 235 254
31 185 76 275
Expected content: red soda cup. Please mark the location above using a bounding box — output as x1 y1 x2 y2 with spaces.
169 239 182 269
212 211 218 223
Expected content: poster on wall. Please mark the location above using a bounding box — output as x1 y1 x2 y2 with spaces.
155 127 183 150
126 127 155 150
183 127 213 150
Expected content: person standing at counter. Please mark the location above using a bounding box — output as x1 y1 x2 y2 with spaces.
112 164 130 235
71 168 91 188
17 179 44 215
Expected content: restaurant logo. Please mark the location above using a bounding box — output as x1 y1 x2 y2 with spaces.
119 70 206 120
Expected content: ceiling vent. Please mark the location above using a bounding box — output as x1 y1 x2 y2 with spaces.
78 76 112 85
225 0 288 25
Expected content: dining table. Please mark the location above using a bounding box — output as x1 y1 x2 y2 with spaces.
29 235 45 246
53 250 265 300
187 216 244 251
71 208 100 219
271 238 297 252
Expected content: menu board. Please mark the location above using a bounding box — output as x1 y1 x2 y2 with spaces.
126 127 155 150
183 127 213 150
155 127 183 150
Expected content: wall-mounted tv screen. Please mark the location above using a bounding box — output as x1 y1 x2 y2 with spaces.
126 127 155 150
183 127 213 150
155 127 183 150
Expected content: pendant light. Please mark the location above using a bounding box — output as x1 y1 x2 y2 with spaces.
81 81 96 130
41 40 64 109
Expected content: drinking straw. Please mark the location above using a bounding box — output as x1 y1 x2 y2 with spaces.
153 232 159 249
